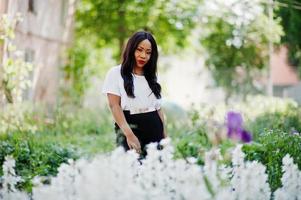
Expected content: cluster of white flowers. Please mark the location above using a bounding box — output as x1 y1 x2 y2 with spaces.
202 0 262 22
0 156 28 200
274 155 301 200
228 145 271 200
32 139 211 200
201 0 263 48
1 140 301 200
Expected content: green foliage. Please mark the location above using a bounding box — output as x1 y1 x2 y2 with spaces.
174 126 235 166
0 132 78 193
0 103 37 135
175 126 211 165
0 103 115 153
275 0 301 76
76 0 199 57
24 105 115 155
243 130 301 192
200 1 283 99
0 103 115 192
172 106 211 165
46 107 115 154
174 95 301 179
173 106 235 165
246 106 301 140
61 40 89 105
60 37 116 106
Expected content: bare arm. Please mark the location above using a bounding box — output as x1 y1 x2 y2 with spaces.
157 108 167 138
107 93 141 152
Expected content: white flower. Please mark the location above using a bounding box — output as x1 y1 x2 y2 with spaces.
274 155 301 200
0 156 29 200
2 143 301 200
230 146 271 200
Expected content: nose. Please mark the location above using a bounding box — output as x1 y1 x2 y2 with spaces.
139 51 146 58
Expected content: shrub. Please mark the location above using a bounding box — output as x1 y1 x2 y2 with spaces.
242 130 301 192
246 108 301 140
0 132 78 193
174 126 212 165
0 103 37 135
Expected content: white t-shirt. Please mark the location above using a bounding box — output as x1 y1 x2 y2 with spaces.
102 65 161 114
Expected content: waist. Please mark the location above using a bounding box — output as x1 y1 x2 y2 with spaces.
124 107 157 115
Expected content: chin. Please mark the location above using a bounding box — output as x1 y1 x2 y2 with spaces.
137 64 145 68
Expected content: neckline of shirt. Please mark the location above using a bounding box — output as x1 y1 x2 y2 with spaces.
132 73 145 78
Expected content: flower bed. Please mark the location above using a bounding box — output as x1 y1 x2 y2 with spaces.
1 139 300 200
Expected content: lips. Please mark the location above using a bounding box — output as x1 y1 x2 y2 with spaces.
138 60 146 65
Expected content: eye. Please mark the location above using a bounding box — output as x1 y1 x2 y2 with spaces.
136 48 142 52
146 51 151 55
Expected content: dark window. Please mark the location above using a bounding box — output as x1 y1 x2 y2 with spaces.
28 0 35 13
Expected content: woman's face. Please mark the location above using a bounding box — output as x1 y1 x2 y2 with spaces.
134 39 152 69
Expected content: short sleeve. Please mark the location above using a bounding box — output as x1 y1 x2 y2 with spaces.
102 67 121 96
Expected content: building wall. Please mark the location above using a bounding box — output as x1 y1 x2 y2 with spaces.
0 0 8 16
1 0 76 105
270 45 300 99
271 46 299 86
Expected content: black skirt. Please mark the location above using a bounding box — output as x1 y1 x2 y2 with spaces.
114 110 164 157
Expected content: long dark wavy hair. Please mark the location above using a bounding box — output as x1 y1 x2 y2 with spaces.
121 31 161 99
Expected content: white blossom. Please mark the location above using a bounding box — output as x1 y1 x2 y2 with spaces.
0 156 29 200
274 155 301 200
1 143 301 200
229 146 271 200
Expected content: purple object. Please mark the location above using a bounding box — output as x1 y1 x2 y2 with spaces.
226 111 252 143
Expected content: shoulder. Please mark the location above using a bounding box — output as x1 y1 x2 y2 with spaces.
102 65 122 95
105 64 122 79
108 64 121 75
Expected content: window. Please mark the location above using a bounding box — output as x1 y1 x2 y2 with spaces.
28 0 35 13
23 48 35 100
24 48 35 63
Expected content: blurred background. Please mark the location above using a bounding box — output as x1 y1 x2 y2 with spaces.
0 0 301 193
1 0 301 108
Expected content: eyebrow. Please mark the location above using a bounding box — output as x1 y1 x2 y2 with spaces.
137 46 152 51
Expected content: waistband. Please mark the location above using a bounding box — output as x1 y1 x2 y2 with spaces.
124 107 157 115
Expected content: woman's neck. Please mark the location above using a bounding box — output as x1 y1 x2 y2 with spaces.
133 67 144 75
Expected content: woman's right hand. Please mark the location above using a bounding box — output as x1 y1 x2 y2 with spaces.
125 131 141 153
106 94 141 153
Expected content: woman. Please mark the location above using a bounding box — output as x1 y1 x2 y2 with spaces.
102 31 167 157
